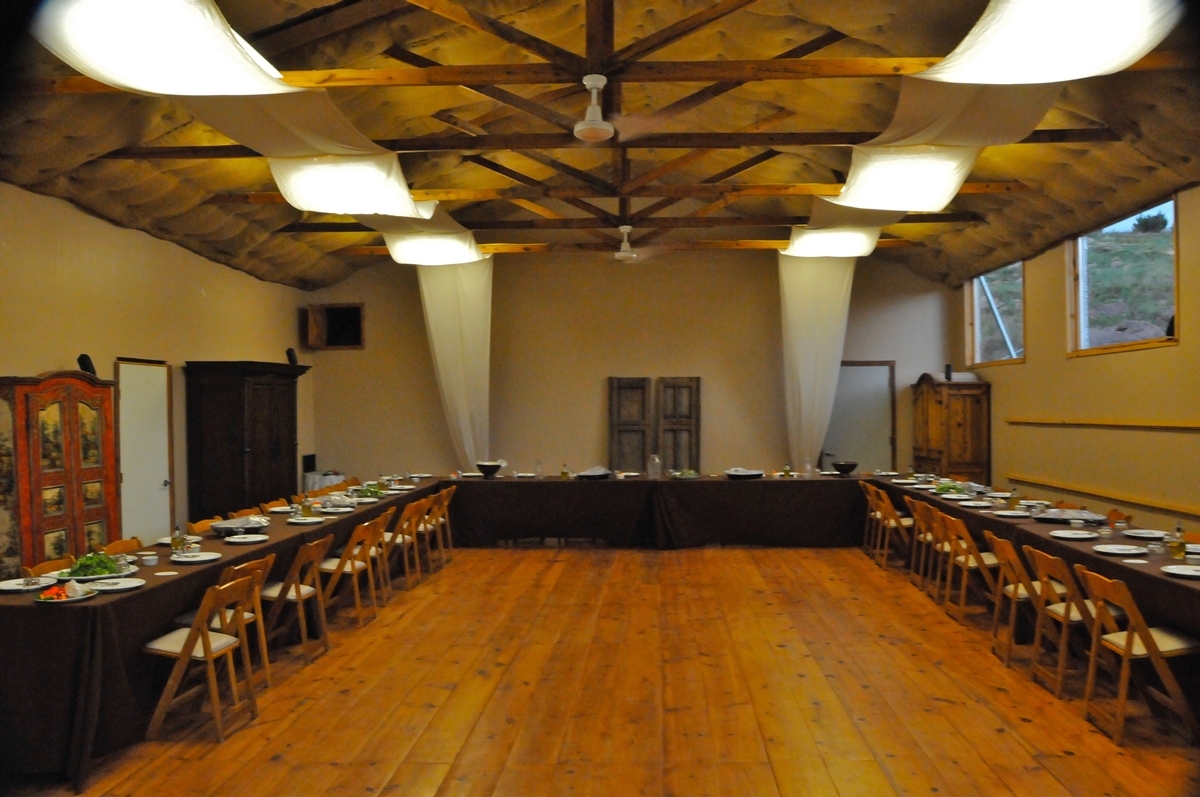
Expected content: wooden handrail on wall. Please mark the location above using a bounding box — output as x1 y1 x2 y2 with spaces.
1007 474 1200 521
1007 418 1200 433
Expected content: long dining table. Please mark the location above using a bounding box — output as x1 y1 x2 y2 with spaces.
0 481 439 785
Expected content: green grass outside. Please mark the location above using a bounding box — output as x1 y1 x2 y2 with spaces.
1082 230 1176 332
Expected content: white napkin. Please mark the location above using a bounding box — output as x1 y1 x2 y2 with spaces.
65 580 87 598
578 466 612 477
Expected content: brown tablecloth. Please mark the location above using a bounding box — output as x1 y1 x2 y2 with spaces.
443 474 866 549
0 483 436 781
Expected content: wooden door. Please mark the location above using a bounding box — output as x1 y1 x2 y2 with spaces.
657 377 701 472
608 378 651 472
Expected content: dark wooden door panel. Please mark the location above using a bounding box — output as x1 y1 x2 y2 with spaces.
609 377 651 472
656 377 700 472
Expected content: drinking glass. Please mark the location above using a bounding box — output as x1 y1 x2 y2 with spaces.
1147 541 1165 555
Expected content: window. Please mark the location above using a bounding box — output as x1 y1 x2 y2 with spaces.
967 261 1024 365
1073 199 1178 352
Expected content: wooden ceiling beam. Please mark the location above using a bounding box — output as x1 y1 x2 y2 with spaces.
604 0 758 71
341 238 917 255
23 51 1195 94
463 155 616 222
101 128 1115 159
402 0 585 71
586 0 614 73
248 0 415 58
281 211 979 232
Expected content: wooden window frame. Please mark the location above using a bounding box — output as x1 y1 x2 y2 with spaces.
1067 196 1181 358
965 262 1027 368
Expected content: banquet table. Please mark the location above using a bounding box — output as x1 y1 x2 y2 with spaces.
0 482 437 784
444 474 866 549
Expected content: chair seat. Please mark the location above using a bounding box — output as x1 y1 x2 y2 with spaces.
1002 580 1068 600
1101 627 1200 658
261 581 317 601
145 627 238 659
417 523 436 533
873 512 913 527
334 545 380 558
320 558 367 574
954 551 999 569
383 531 413 544
174 607 256 629
1046 598 1126 624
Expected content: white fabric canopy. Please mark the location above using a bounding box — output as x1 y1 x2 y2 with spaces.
182 93 382 157
360 205 482 265
870 79 1063 147
33 0 299 96
417 257 493 468
833 144 982 212
778 254 857 469
917 0 1184 85
269 153 427 218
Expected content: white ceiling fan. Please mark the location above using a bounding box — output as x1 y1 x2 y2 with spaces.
573 74 615 142
614 225 638 261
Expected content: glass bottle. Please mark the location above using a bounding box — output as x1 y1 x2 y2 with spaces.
534 458 544 479
301 495 314 517
648 454 662 479
170 523 185 554
1169 522 1187 560
560 462 570 479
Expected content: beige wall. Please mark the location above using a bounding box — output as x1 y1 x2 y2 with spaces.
974 185 1200 528
0 183 315 529
312 250 960 478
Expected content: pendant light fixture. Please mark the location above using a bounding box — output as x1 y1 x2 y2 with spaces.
574 74 615 142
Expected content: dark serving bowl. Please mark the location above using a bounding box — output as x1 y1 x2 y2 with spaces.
831 461 858 476
476 462 502 478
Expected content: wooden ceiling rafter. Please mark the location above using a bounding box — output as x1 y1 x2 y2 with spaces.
603 0 759 71
462 153 619 234
248 0 415 58
339 237 917 255
401 0 586 71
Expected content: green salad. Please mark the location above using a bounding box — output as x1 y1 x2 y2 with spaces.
673 469 701 479
357 484 384 497
934 482 969 495
66 553 122 577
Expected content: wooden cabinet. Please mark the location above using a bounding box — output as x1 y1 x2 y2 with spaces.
0 371 121 576
185 362 308 522
911 374 990 484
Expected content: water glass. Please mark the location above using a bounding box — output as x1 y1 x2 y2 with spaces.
1147 541 1165 554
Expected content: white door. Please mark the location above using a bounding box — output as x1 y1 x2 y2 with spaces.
822 362 894 472
117 361 173 541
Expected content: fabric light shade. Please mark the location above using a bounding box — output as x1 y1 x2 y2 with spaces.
833 145 981 212
917 0 1184 84
270 153 428 218
359 204 482 265
778 254 857 469
183 93 383 157
417 257 493 469
33 0 299 96
783 227 881 258
870 78 1062 147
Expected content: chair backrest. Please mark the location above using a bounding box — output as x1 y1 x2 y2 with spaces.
441 484 457 505
1074 566 1150 645
372 506 401 558
266 534 332 631
1023 545 1089 627
397 498 427 543
874 488 910 546
260 498 288 513
182 576 256 659
187 516 222 535
291 494 306 505
228 507 259 519
346 476 362 487
942 513 997 593
104 537 143 556
903 496 929 537
324 521 375 598
22 555 76 578
1054 500 1081 510
218 553 277 592
1106 508 1133 525
983 530 1036 601
858 481 879 513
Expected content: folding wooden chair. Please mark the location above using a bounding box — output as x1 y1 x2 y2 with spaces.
858 482 881 558
1076 565 1200 744
871 486 914 569
428 486 456 564
922 508 955 604
259 498 289 513
103 537 142 556
320 521 379 627
227 507 260 519
386 499 425 591
263 534 332 664
984 531 1066 667
1023 546 1123 698
942 514 999 624
291 494 306 505
414 498 442 574
904 497 935 587
339 508 398 604
21 555 75 578
144 576 259 741
187 516 222 535
1053 500 1081 510
174 554 276 688
421 493 451 572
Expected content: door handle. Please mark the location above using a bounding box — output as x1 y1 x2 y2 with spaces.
163 479 171 487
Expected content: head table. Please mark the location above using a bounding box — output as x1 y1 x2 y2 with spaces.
4 472 1197 786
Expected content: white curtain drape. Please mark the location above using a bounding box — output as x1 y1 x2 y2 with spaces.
359 205 482 265
417 257 493 468
778 254 857 469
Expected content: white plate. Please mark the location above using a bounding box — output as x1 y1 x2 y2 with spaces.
992 510 1031 518
986 492 1012 498
1188 544 1200 555
381 489 402 494
939 493 973 500
818 471 839 476
912 486 939 491
155 535 202 546
1161 565 1200 580
410 474 432 479
959 501 994 508
0 576 56 592
88 578 146 592
225 534 269 545
621 472 641 477
1018 500 1051 506
875 471 899 476
1050 529 1100 541
1122 529 1167 540
461 472 484 477
36 589 97 604
170 551 222 564
268 506 295 513
320 507 354 514
354 497 380 504
1093 544 1149 556
287 517 326 525
890 479 920 484
46 566 139 582
515 473 536 478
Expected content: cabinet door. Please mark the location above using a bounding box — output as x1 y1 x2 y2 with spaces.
73 383 119 553
246 378 297 508
947 391 989 472
267 381 297 500
26 385 75 560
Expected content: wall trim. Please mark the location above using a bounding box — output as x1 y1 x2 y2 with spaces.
1007 473 1200 521
1006 417 1200 433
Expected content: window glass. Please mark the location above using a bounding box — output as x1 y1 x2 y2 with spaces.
972 262 1024 363
1076 199 1176 349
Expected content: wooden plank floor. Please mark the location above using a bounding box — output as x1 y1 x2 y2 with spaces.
15 548 1200 797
